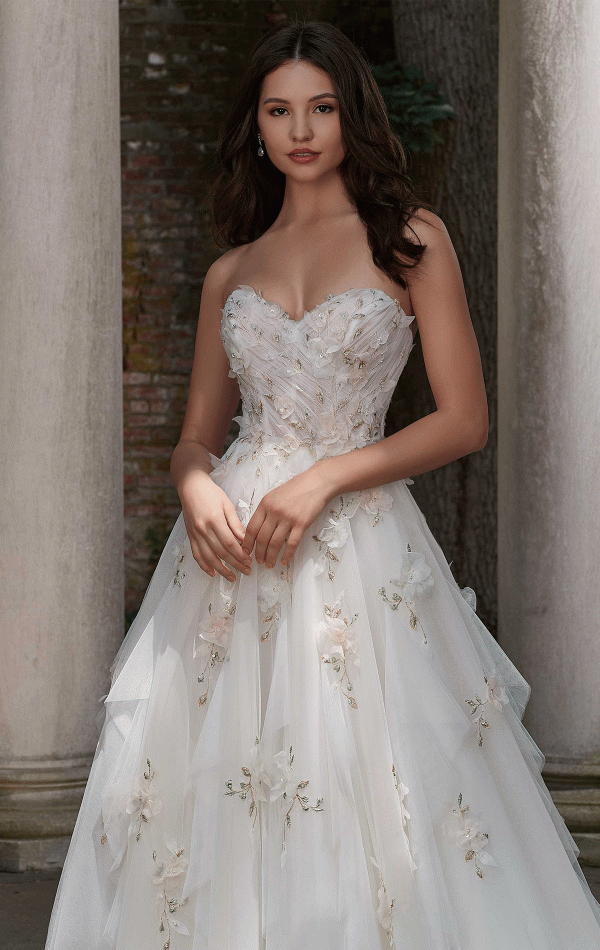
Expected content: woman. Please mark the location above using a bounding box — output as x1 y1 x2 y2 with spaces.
46 20 600 950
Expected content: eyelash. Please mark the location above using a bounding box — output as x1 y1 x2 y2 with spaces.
268 104 335 116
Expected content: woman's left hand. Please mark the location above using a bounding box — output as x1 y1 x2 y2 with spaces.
241 464 335 568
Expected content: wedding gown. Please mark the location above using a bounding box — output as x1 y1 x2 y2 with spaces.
45 285 600 950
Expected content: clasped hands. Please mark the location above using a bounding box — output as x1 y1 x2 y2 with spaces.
183 463 335 583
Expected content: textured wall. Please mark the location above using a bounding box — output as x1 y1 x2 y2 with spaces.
498 0 600 757
389 0 499 636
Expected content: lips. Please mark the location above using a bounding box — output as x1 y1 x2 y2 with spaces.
287 149 321 164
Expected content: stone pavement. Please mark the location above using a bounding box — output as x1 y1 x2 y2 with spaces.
1 865 599 950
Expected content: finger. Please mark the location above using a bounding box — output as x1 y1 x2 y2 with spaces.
281 526 304 566
195 536 236 583
263 524 292 569
222 498 247 544
242 507 267 555
253 516 280 565
207 529 252 576
210 517 253 570
189 537 216 577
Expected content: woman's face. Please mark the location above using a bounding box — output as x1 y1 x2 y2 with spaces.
257 59 346 179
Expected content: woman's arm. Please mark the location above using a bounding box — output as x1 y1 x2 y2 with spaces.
170 252 253 581
313 211 488 500
242 211 488 568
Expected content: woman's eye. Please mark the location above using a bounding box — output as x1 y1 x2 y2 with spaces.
315 104 334 113
270 107 288 116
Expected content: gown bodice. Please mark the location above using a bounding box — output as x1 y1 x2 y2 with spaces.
220 285 416 460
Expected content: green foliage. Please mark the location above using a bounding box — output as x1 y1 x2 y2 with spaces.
369 59 455 154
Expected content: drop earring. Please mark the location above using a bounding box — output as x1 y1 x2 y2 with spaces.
257 133 265 157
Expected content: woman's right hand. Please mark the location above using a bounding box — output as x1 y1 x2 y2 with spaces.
179 472 253 582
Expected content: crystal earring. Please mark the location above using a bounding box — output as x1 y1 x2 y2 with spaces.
257 133 265 157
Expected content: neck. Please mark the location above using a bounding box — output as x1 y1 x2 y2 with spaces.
276 168 353 227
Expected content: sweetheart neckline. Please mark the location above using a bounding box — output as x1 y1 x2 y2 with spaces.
225 283 414 325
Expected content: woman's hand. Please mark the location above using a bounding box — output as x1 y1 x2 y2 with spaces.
241 465 335 568
179 472 253 582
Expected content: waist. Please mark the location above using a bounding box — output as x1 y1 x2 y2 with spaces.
234 421 384 461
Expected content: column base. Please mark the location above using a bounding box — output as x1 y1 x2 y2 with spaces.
0 756 92 872
543 755 600 867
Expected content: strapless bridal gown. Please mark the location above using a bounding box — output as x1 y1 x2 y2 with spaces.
45 285 600 950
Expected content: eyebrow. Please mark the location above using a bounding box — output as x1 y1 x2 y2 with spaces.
262 92 339 105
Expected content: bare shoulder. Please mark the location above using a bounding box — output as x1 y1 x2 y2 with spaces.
405 208 448 250
202 245 248 304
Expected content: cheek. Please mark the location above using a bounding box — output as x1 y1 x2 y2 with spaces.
325 121 346 156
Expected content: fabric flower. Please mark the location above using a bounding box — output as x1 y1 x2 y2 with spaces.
370 856 394 935
198 610 232 650
228 349 252 377
390 548 434 600
317 594 358 659
245 738 274 803
258 567 291 613
359 486 393 516
151 837 188 885
236 497 253 528
305 337 338 373
317 411 351 445
125 779 163 833
170 538 186 570
486 676 510 710
268 750 301 802
441 793 497 878
273 395 295 419
315 516 350 550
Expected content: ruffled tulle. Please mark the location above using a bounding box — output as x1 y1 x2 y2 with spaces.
45 431 600 950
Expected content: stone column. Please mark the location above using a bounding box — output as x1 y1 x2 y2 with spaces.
498 0 600 864
0 0 123 870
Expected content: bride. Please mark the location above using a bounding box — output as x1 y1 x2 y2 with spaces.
170 34 489 586
45 18 600 950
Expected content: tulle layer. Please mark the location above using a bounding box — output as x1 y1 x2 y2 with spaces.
45 434 600 950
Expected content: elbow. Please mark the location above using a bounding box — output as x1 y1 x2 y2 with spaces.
468 416 489 452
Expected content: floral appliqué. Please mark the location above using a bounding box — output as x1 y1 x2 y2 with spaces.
125 757 163 842
441 792 497 878
224 736 271 829
152 838 191 947
317 591 359 708
236 487 256 528
379 542 434 644
195 591 236 706
225 737 324 867
312 506 350 581
313 489 393 581
258 563 291 640
171 539 186 588
269 745 324 868
465 675 510 746
370 856 396 949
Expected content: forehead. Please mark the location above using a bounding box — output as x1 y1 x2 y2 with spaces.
260 59 336 101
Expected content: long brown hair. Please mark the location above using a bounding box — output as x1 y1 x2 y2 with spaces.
212 20 434 290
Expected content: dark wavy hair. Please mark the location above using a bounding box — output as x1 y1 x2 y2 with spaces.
212 20 434 290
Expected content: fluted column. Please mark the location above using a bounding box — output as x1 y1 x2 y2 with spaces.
498 0 600 863
0 0 123 870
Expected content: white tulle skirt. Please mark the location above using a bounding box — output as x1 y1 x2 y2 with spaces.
45 433 600 950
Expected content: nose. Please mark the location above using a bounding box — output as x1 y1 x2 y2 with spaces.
289 113 313 143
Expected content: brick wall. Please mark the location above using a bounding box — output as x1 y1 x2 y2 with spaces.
120 0 397 626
